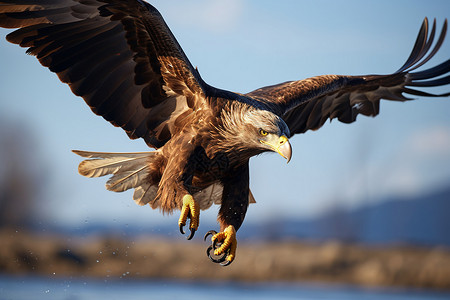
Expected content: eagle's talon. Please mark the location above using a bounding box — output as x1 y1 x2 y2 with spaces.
187 228 196 240
204 225 236 266
204 230 217 241
178 194 200 239
179 223 185 235
221 260 232 267
206 245 227 263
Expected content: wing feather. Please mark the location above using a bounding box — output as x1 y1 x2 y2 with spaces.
247 18 450 136
0 0 209 149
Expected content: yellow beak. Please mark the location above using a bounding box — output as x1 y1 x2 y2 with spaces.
276 136 292 163
261 135 292 163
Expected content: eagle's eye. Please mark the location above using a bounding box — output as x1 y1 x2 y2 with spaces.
259 129 268 136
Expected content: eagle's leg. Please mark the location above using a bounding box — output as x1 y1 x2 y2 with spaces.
178 194 200 240
204 163 249 266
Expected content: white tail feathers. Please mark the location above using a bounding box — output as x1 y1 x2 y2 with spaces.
72 150 256 209
72 150 158 206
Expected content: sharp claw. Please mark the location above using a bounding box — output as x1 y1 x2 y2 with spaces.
204 230 217 241
187 228 196 240
221 260 232 267
179 223 185 235
205 229 234 265
204 225 236 266
206 245 227 263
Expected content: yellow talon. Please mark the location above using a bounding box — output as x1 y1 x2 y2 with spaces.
209 225 237 265
178 194 200 240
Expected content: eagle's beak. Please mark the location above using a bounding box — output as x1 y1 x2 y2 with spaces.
276 135 292 163
260 135 292 163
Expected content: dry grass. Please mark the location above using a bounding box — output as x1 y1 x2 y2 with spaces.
1 228 449 290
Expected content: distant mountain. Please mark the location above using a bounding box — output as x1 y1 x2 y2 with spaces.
240 184 450 246
37 184 450 247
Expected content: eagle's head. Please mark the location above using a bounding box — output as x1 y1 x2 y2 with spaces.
244 108 292 162
220 103 292 162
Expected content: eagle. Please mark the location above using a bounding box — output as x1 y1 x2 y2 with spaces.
0 0 449 266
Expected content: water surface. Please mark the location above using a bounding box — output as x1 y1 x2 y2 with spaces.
1 275 449 300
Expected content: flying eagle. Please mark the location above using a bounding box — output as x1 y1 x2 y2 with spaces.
1 0 449 266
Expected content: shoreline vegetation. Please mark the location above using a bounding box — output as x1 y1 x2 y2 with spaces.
1 228 449 290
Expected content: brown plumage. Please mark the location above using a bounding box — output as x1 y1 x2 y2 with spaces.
1 0 449 265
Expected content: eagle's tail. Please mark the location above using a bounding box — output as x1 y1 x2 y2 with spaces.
72 150 159 207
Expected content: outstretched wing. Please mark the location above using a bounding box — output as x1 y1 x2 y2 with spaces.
0 0 208 148
247 18 450 136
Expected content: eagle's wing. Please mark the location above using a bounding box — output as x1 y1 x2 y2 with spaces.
247 18 450 136
0 0 208 148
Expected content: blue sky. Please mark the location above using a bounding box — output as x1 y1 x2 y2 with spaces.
0 0 450 229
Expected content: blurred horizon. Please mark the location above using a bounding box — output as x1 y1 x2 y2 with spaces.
2 2 450 297
0 0 450 241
